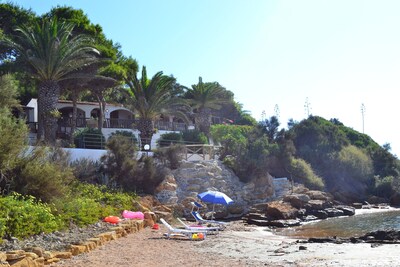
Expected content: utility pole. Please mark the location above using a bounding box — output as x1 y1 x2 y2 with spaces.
361 103 366 134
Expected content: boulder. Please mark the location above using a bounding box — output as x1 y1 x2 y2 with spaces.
247 218 270 226
336 205 356 216
324 208 344 217
266 201 298 220
283 194 311 209
306 190 333 201
143 211 156 227
227 203 245 215
305 200 328 211
308 210 328 219
266 219 301 228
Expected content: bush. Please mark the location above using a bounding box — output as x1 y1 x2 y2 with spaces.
54 182 137 227
374 176 394 198
288 157 324 190
11 147 74 203
74 128 106 149
109 131 138 145
138 156 163 194
181 130 208 144
101 135 138 188
157 132 182 147
0 193 62 239
154 144 185 169
70 158 103 184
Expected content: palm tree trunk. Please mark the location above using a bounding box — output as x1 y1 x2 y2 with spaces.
95 94 105 131
38 80 60 145
195 108 211 135
70 91 78 145
138 118 154 150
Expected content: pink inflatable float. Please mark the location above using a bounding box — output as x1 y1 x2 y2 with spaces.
122 210 144 220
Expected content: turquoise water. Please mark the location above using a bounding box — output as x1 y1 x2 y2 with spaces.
273 209 400 238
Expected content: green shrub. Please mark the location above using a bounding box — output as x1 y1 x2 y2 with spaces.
374 176 394 198
74 128 106 149
55 182 137 227
12 147 73 203
154 144 185 169
138 157 160 194
101 135 138 188
288 157 324 190
0 193 62 239
56 196 103 227
157 132 183 147
181 129 208 144
70 158 103 184
109 131 138 144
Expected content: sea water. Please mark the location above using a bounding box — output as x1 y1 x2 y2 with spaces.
273 208 400 238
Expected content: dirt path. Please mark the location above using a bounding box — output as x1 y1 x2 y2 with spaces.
52 225 262 267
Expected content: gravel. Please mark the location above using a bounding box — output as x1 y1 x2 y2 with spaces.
0 221 116 252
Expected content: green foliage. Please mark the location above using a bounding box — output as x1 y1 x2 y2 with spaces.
158 130 208 147
210 124 252 159
182 129 208 144
74 128 106 149
70 158 103 184
288 157 324 190
235 113 257 126
0 106 28 195
0 74 20 109
154 144 185 169
11 146 74 203
110 130 138 143
335 145 373 183
55 196 103 227
137 156 163 194
101 134 137 188
0 193 62 239
55 182 136 227
157 132 183 147
291 116 349 164
374 176 394 198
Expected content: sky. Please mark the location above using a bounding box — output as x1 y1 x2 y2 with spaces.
4 0 400 156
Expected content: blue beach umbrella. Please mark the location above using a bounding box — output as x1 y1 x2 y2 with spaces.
197 191 233 219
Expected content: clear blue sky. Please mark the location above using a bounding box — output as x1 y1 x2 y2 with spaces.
4 0 400 156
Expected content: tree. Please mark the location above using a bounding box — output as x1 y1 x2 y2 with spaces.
1 18 99 144
124 66 188 149
185 77 229 135
260 115 280 142
0 74 20 109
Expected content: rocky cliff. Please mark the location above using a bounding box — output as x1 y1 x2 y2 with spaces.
155 160 276 217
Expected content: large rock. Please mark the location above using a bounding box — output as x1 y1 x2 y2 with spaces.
266 201 298 220
166 160 275 218
283 194 311 209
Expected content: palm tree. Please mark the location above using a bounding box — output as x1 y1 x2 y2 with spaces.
124 66 188 149
1 18 99 144
185 77 229 135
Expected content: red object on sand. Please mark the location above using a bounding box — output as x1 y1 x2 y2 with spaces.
152 224 159 230
104 216 120 224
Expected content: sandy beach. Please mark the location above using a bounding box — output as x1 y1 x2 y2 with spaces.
52 218 400 267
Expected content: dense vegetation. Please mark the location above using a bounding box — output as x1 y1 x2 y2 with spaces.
1 3 400 241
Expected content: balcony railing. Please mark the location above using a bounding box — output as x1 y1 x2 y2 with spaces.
55 118 189 132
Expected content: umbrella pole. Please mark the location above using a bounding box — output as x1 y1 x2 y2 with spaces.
212 204 215 220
